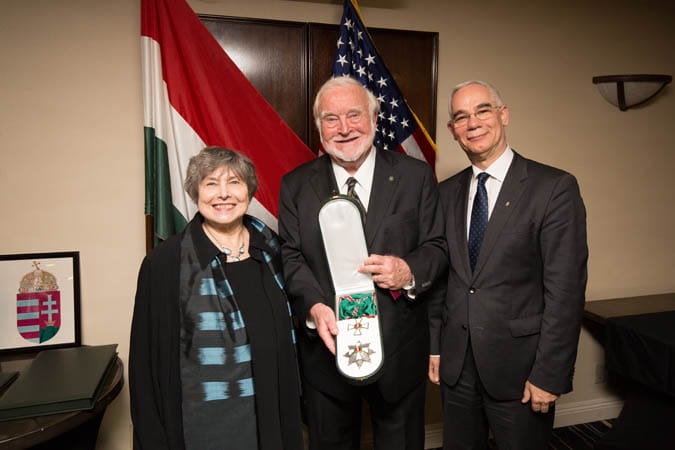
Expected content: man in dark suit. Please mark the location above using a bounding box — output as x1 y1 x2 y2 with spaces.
428 80 588 450
279 76 447 450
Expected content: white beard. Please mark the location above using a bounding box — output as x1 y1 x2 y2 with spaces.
322 130 376 164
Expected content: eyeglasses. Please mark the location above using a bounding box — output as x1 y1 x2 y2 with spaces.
320 110 365 129
449 105 503 128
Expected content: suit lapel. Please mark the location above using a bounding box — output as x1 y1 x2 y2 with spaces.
365 149 398 248
472 152 528 279
309 155 339 203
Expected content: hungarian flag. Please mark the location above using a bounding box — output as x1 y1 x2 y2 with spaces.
141 0 315 245
333 0 437 170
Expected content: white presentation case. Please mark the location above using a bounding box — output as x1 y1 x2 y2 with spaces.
319 196 383 383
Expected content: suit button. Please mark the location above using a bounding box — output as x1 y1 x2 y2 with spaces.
461 324 468 330
469 288 476 294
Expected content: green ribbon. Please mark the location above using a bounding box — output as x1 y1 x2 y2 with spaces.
338 293 377 320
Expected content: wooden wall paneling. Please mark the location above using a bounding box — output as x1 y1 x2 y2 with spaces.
200 16 309 143
368 27 438 139
308 24 341 152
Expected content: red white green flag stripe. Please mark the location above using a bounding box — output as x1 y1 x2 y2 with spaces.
141 0 315 245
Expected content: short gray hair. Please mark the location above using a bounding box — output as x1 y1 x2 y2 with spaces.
449 80 505 117
313 76 380 131
184 146 258 203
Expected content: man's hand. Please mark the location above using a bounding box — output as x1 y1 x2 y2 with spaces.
521 380 559 413
428 356 440 385
309 303 338 355
359 254 412 290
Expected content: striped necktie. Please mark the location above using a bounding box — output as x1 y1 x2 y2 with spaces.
346 177 364 209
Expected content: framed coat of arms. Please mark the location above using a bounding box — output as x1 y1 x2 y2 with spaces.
0 252 81 354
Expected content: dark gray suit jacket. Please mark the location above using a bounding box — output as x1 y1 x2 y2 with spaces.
279 149 447 402
430 151 588 399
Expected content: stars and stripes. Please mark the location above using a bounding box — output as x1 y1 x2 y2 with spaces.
332 0 437 170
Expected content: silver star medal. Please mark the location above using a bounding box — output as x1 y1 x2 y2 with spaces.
344 341 375 367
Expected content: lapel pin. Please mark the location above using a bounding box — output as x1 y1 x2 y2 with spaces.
505 201 511 207
388 176 395 182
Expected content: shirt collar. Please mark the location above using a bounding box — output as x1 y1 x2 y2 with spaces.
331 146 376 191
471 146 514 182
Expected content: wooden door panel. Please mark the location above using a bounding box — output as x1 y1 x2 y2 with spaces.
201 16 309 143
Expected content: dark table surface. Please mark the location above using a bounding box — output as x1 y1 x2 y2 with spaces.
0 357 123 449
584 292 675 394
584 293 675 450
583 292 675 324
605 309 675 397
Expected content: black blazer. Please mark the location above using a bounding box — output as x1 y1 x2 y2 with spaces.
129 216 303 450
279 149 447 402
430 151 588 400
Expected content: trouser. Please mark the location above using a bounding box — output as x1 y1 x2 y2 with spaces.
440 347 554 450
304 380 426 450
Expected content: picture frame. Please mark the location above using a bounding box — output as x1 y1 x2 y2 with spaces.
0 252 81 355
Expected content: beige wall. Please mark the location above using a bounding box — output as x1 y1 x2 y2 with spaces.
1 0 673 448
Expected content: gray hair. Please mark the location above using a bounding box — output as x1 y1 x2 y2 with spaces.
312 76 380 131
449 80 505 117
184 146 258 203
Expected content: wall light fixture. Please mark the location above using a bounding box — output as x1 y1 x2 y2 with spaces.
592 74 672 111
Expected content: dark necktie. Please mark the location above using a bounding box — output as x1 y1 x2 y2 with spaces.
346 176 366 223
346 177 363 206
468 172 489 272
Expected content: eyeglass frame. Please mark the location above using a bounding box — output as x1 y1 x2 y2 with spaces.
319 109 368 129
448 104 504 128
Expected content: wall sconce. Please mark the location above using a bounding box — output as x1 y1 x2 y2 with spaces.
592 74 672 111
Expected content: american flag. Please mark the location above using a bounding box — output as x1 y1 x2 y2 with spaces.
332 0 437 170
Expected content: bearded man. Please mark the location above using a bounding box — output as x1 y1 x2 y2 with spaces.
279 76 447 450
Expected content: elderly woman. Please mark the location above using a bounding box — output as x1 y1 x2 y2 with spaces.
129 147 303 450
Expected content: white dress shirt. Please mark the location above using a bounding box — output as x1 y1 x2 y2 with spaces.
331 146 376 211
466 146 514 238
